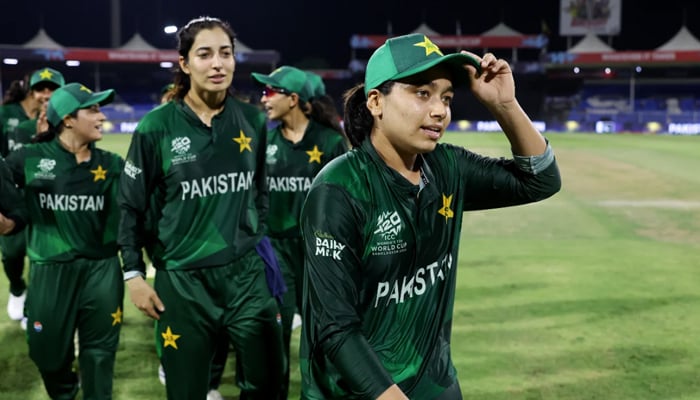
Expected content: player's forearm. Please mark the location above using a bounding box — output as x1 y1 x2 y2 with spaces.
323 331 395 398
486 99 547 156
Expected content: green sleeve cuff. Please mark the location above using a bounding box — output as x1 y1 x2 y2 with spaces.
513 142 555 175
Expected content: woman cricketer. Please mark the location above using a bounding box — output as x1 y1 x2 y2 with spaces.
0 67 64 322
117 16 285 400
5 82 124 399
299 34 562 399
251 65 348 398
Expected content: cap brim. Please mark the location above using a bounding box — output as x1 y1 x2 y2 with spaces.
392 53 481 88
251 73 280 88
83 89 115 108
30 81 62 90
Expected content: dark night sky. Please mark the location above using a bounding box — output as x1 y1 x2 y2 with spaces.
0 0 698 68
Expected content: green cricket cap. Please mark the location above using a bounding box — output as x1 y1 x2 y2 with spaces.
251 66 312 103
304 71 326 99
364 33 481 95
47 83 115 126
29 67 65 90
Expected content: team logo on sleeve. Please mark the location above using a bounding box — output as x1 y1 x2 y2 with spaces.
370 211 408 256
233 130 252 153
314 231 345 260
438 193 454 222
124 160 142 179
306 145 323 164
35 158 56 180
171 136 197 165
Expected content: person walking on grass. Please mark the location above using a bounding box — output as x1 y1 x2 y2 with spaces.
118 16 285 400
5 82 124 400
0 67 64 323
251 65 348 399
299 33 562 399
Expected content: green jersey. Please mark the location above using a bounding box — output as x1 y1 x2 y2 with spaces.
8 117 37 153
118 97 268 275
300 140 561 399
0 102 31 157
6 139 123 263
0 157 27 232
265 120 347 238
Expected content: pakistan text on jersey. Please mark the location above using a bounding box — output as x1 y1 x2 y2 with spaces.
180 171 254 200
39 193 105 211
374 254 454 308
266 176 312 192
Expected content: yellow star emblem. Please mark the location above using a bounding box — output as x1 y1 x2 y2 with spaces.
437 193 454 222
111 307 122 326
413 35 443 57
233 130 252 153
90 165 107 182
162 326 181 349
306 145 323 164
39 68 53 80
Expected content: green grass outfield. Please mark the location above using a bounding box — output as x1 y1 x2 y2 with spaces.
1 132 699 399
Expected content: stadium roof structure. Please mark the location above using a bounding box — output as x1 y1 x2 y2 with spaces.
23 28 63 49
545 26 700 67
567 33 615 53
119 33 159 51
349 23 548 50
411 22 441 36
656 26 700 51
0 29 280 66
481 22 524 37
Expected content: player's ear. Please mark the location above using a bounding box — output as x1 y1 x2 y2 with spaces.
179 56 190 74
366 89 383 117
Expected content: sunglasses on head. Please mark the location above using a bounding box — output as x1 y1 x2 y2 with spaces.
262 86 291 97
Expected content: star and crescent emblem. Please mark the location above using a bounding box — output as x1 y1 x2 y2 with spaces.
438 193 454 222
111 307 122 326
306 145 323 164
39 68 53 80
162 326 181 349
233 130 252 153
414 36 444 57
90 165 107 182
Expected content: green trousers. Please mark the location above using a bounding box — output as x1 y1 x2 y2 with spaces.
271 236 304 400
26 256 124 400
0 231 27 295
155 248 286 400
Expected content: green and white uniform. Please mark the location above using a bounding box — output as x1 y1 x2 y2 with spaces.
118 97 285 400
300 139 561 399
6 139 124 400
266 120 347 312
266 119 347 398
0 103 31 296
